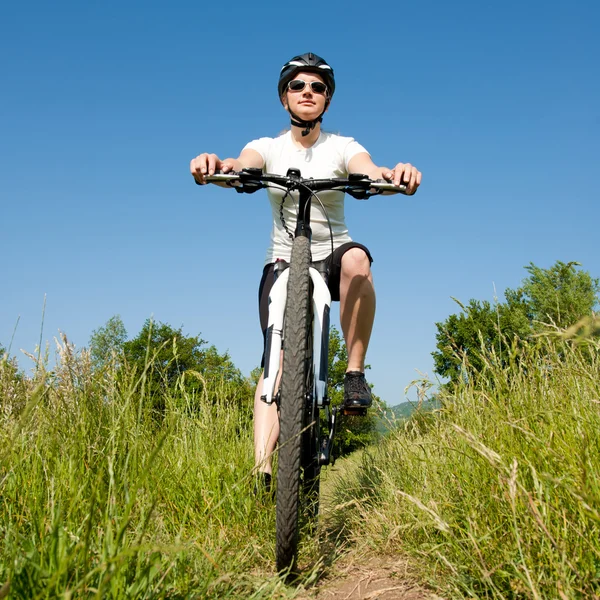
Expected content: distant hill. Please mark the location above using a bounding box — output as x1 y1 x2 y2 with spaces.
393 399 440 419
376 399 441 434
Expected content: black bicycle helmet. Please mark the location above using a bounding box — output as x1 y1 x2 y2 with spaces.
278 52 335 136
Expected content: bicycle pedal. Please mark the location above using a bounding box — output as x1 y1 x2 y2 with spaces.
341 407 368 417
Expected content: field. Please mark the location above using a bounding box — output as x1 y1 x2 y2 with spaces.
1 322 599 598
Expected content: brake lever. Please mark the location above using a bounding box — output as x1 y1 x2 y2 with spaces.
346 186 375 200
348 172 370 183
235 168 265 194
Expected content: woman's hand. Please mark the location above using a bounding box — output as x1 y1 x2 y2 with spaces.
381 163 422 195
348 152 422 195
190 153 239 184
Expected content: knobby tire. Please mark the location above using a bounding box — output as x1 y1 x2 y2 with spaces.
301 275 320 522
302 396 321 523
276 235 312 575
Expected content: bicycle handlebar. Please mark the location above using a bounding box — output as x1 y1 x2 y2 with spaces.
200 168 409 200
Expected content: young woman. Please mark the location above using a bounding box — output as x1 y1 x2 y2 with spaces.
190 53 422 487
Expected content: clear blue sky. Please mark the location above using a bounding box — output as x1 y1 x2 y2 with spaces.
2 0 598 405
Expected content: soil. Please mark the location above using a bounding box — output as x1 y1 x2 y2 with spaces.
291 451 446 599
297 553 445 600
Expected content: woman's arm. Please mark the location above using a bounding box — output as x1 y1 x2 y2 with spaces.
348 152 422 195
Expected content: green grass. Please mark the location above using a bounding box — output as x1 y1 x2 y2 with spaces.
3 321 599 598
0 341 304 598
328 325 600 598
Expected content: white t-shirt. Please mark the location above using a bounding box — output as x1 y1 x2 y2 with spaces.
244 131 369 265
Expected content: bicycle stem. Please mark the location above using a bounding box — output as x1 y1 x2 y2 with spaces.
287 168 312 240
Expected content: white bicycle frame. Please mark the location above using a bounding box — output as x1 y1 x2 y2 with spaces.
261 266 332 407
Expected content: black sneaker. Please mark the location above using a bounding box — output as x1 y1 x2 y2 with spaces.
343 371 373 409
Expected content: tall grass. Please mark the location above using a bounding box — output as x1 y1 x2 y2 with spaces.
0 336 298 599
6 321 598 598
329 322 600 598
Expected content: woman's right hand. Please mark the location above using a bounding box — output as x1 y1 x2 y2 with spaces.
190 153 238 184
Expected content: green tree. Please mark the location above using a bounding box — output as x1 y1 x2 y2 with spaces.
516 261 599 330
432 297 530 385
433 260 599 388
123 319 206 389
89 315 127 370
123 319 249 414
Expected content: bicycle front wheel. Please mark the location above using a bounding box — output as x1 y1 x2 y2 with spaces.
301 399 321 523
276 235 312 575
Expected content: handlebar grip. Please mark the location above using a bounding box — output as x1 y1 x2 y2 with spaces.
201 171 266 194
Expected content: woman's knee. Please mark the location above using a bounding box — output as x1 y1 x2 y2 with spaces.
341 247 372 277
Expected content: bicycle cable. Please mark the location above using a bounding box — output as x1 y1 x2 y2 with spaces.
310 191 335 259
278 187 296 242
296 181 336 260
257 183 298 241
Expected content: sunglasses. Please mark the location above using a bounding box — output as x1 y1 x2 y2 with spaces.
287 79 328 95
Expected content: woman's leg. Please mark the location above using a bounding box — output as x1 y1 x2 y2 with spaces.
339 247 376 373
253 371 280 474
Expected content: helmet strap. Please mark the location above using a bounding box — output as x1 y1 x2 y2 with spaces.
288 108 324 137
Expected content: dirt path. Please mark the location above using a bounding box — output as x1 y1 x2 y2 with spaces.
296 553 444 599
294 454 444 600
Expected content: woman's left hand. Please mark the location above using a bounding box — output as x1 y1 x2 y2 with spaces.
382 163 422 195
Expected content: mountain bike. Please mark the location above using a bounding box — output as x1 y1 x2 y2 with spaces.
202 168 408 575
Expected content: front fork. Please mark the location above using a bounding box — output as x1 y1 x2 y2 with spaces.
261 264 332 408
261 263 338 465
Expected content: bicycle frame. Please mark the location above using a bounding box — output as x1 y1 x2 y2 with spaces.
260 170 335 467
200 167 410 573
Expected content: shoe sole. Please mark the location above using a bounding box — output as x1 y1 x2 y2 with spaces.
342 407 368 417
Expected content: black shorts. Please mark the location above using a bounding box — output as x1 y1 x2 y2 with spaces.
257 242 373 367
